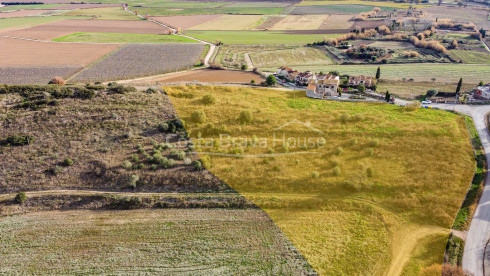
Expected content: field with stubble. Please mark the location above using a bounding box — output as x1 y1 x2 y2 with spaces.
166 85 475 275
0 209 313 275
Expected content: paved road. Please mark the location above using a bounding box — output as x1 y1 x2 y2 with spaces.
426 103 490 276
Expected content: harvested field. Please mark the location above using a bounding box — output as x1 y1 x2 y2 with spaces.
256 15 283 30
448 50 490 64
0 9 46 18
54 3 121 10
288 5 390 15
319 14 353 29
71 43 204 82
53 32 197 43
297 1 424 9
188 15 264 30
269 15 328 30
0 37 119 66
352 19 387 29
422 6 490 30
1 19 171 40
0 209 312 275
250 46 333 67
0 15 84 30
150 14 223 29
135 68 264 84
64 7 141 20
369 41 415 49
0 66 80 84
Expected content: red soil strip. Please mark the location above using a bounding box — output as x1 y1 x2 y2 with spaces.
138 69 264 84
0 9 45 18
0 36 119 66
150 14 223 30
0 19 171 40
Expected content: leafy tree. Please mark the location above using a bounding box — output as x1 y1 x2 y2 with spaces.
241 64 248 70
15 192 27 204
375 66 381 79
426 88 439 98
479 81 484 86
357 84 366 93
250 79 256 84
385 91 391 102
480 28 486 38
456 78 463 94
265 75 276 87
192 160 203 171
328 70 340 76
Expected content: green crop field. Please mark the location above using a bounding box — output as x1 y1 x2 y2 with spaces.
167 85 475 275
184 30 340 45
264 64 490 84
0 209 311 274
65 7 142 20
449 50 490 64
53 32 198 43
0 16 87 30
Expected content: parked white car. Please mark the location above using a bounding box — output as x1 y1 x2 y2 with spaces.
421 100 432 104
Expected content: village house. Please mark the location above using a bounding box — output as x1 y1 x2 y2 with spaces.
276 66 293 77
296 71 314 86
475 83 490 99
349 75 375 88
306 74 340 99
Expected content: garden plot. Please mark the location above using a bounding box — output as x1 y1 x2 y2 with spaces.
150 14 223 29
0 37 119 67
269 15 328 30
188 15 264 30
0 19 171 40
71 43 204 82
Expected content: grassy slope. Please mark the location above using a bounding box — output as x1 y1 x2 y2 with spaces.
184 30 340 45
53 32 199 43
0 209 311 274
65 7 142 20
0 16 87 30
166 85 475 275
263 64 490 83
251 46 334 67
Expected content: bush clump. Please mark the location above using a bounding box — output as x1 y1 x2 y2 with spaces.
312 171 320 179
122 160 133 169
158 119 185 133
62 158 74 166
201 94 216 105
108 85 137 94
15 191 27 204
238 110 253 124
190 110 207 124
0 134 35 147
128 174 139 189
332 166 341 176
192 160 203 171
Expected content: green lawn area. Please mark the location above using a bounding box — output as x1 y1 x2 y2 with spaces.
0 16 87 30
131 6 285 16
52 32 198 43
263 64 490 83
0 4 61 11
449 50 490 64
65 7 142 20
184 30 340 45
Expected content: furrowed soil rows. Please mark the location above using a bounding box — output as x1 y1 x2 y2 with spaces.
71 43 204 82
0 66 80 84
0 37 119 66
0 9 46 18
0 19 172 40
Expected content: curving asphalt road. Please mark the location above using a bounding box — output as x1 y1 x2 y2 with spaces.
426 103 490 276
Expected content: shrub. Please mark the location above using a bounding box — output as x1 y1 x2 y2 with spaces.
265 75 276 86
190 110 207 124
312 171 320 179
238 110 253 124
75 88 96 99
295 159 300 165
157 123 169 132
122 160 133 169
426 88 439 98
15 191 27 204
366 148 374 156
201 94 216 105
174 150 186 160
1 134 35 147
183 157 192 165
145 88 158 94
330 159 340 167
368 139 379 147
241 64 248 70
62 158 74 167
192 160 202 171
405 101 421 111
209 62 225 70
48 76 65 85
108 85 137 94
350 138 358 146
332 166 341 176
251 79 256 84
366 167 374 177
128 174 139 189
335 147 343 156
340 113 351 123
52 165 63 175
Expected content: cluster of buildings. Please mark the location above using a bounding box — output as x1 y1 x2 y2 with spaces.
276 66 375 99
475 83 490 99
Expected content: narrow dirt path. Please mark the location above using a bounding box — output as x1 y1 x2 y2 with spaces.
244 53 254 70
383 225 449 276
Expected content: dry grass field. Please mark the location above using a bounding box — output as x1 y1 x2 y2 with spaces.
319 14 353 29
150 14 223 29
0 9 47 18
0 209 313 274
188 15 264 30
0 19 172 40
64 6 141 21
0 37 119 66
250 46 333 67
269 15 328 30
70 43 204 82
132 68 264 84
166 85 475 275
422 6 490 30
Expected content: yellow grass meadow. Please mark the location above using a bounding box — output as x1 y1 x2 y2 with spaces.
166 85 475 275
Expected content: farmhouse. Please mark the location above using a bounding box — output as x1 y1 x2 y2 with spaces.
277 66 293 76
349 75 375 87
306 74 340 99
475 84 490 99
296 71 314 86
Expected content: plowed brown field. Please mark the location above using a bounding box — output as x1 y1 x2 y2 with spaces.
0 19 171 40
150 14 223 30
0 37 119 66
0 9 46 18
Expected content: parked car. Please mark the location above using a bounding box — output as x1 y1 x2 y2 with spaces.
332 96 340 100
421 100 432 104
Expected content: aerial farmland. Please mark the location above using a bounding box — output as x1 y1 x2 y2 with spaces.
1 0 489 275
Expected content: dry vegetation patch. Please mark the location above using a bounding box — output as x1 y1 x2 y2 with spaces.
150 14 223 30
269 15 328 30
133 68 264 84
188 15 264 30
